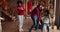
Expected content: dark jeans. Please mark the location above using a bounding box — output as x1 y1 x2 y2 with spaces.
29 16 39 32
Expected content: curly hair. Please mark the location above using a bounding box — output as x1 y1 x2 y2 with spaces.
17 1 23 4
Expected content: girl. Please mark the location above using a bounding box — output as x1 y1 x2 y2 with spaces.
17 1 25 31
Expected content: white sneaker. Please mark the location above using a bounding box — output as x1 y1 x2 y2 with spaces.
19 28 24 32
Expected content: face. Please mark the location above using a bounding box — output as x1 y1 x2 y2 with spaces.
5 6 8 10
42 6 44 10
40 5 42 8
44 11 48 16
18 3 21 6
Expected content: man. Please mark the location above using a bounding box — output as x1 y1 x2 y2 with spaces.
29 4 41 32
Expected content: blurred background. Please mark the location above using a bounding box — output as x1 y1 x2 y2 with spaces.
0 0 60 32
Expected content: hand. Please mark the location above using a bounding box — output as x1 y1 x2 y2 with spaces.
9 15 15 19
30 10 31 12
12 16 16 20
9 15 12 18
39 21 41 25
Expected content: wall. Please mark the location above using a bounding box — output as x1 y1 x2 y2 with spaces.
55 0 60 27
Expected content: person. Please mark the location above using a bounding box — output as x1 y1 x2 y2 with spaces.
2 6 14 21
38 5 44 32
42 7 50 32
17 1 25 31
29 4 41 32
27 0 32 15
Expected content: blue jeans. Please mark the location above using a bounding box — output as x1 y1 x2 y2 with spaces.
29 16 38 32
42 23 49 32
18 15 24 29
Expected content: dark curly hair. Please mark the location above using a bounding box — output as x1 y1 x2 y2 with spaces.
17 1 23 4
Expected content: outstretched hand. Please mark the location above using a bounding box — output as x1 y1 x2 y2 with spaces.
39 21 41 25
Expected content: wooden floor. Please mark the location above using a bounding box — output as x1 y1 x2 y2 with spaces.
22 17 60 32
1 17 60 32
1 20 19 32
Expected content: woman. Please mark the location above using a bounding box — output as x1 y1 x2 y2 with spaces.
17 1 25 31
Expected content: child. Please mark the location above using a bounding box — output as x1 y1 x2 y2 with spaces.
42 8 50 32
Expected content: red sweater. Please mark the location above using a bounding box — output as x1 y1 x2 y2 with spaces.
27 1 32 14
31 7 41 20
27 1 32 10
17 5 24 15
